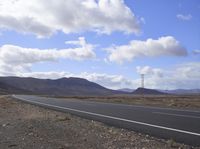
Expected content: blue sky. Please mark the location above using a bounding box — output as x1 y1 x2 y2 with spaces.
0 0 199 89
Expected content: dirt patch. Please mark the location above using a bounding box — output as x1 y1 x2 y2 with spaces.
0 95 199 149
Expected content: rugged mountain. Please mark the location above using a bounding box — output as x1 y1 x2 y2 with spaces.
0 81 31 94
132 87 166 95
0 76 123 96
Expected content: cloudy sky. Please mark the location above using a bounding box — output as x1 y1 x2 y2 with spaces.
0 0 199 89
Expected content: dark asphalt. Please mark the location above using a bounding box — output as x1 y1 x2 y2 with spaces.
13 95 200 146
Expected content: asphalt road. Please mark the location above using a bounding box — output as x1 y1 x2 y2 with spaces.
13 95 200 146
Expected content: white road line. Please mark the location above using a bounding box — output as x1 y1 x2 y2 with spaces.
45 96 200 113
13 95 200 137
125 104 200 113
33 95 200 113
153 112 200 119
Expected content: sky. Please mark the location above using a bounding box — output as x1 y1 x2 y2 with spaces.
0 0 199 90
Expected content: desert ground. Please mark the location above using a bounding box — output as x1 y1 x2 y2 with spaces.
1 95 200 149
49 94 200 110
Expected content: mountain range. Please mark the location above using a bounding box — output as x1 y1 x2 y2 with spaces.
160 89 200 95
0 77 121 96
0 76 199 96
119 88 200 95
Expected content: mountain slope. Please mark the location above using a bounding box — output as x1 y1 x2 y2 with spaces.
0 76 122 96
132 88 166 95
0 81 32 94
161 89 200 95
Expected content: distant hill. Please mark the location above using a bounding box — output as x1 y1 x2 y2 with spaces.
117 88 134 93
132 88 166 95
0 76 199 96
0 77 124 96
161 89 200 95
0 81 31 95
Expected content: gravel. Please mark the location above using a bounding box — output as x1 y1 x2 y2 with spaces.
0 95 199 149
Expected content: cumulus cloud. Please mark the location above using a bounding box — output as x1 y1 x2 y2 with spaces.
106 36 187 64
193 49 200 55
176 14 192 21
0 0 140 37
174 62 200 79
21 71 73 80
135 63 200 89
136 66 163 77
0 37 95 75
0 15 54 38
80 72 133 89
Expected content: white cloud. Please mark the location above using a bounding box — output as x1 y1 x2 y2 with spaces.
0 0 140 37
174 62 200 79
0 15 54 38
0 37 95 75
140 17 145 24
21 71 73 80
176 14 192 21
193 49 200 55
106 36 187 64
80 72 133 89
136 66 163 77
135 63 200 89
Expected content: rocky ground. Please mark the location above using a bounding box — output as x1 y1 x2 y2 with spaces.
0 95 199 149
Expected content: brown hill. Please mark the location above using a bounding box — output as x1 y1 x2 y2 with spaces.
0 81 31 95
132 87 166 95
0 76 123 96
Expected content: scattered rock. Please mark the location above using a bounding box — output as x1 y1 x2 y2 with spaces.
8 144 17 148
2 123 10 127
28 132 34 136
0 96 197 149
56 116 71 122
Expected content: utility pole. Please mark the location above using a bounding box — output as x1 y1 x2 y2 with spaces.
141 74 144 98
141 74 144 88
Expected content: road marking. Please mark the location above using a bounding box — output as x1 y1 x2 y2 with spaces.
13 95 200 137
91 101 200 113
46 96 200 113
26 95 200 113
153 112 200 119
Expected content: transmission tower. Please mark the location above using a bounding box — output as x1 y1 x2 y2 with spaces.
141 74 144 88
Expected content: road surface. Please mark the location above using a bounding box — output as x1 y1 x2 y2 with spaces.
13 95 200 146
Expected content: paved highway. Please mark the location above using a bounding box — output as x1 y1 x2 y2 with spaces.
13 95 200 146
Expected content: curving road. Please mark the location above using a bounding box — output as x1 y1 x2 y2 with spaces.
13 95 200 146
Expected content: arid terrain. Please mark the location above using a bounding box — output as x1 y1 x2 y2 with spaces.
50 94 200 109
0 95 200 149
